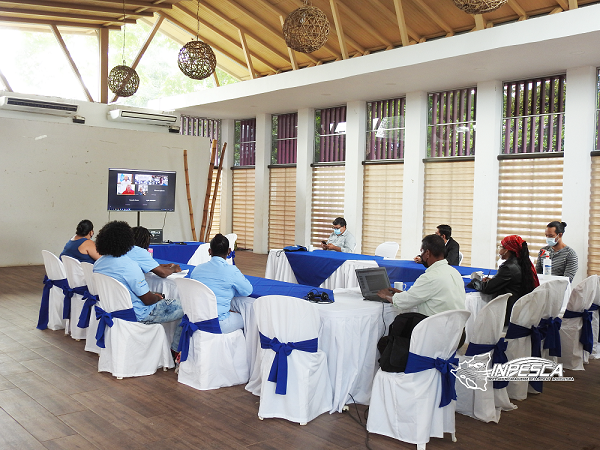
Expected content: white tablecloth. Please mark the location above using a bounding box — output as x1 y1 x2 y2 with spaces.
233 288 400 413
265 249 379 289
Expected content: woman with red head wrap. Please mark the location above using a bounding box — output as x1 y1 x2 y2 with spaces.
474 235 539 325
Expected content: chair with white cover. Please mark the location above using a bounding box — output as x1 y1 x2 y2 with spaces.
537 279 569 363
375 242 399 259
456 293 515 423
187 243 211 266
93 273 174 378
253 295 332 425
589 278 600 360
37 250 68 332
225 233 237 249
61 256 88 340
174 278 248 390
367 310 471 449
458 252 464 266
558 275 598 370
81 262 101 354
504 287 552 400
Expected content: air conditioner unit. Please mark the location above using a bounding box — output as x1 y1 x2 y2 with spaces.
0 96 78 116
107 109 178 126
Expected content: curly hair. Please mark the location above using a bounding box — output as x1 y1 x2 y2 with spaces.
132 226 151 250
95 221 134 257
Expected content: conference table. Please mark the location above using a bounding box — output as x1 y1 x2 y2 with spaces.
149 242 202 265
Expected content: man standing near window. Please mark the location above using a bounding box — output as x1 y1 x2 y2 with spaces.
321 217 356 253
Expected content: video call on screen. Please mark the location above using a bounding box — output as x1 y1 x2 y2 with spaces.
108 169 176 212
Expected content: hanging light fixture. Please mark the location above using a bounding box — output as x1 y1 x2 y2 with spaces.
283 0 330 54
178 0 216 80
452 0 508 15
108 0 139 97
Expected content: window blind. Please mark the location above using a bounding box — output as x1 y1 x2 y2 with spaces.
232 168 255 250
587 156 600 275
423 160 475 265
362 164 403 256
311 165 345 246
268 167 296 250
496 157 563 259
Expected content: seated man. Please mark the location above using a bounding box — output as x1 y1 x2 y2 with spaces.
127 226 181 278
93 220 184 353
414 224 460 266
378 234 465 316
321 217 357 253
190 234 252 333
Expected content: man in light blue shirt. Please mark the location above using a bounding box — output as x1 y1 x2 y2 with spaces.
322 217 357 253
93 221 184 352
127 226 181 278
190 234 253 333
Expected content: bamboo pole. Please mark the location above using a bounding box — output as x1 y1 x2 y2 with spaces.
206 142 227 239
200 139 218 242
183 150 197 241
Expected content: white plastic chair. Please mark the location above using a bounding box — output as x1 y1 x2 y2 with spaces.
40 250 67 332
61 256 87 341
253 295 332 425
225 233 238 249
81 262 101 354
456 293 514 423
458 252 464 266
93 273 174 378
174 278 249 390
375 242 399 259
558 275 598 370
367 310 471 449
187 243 211 266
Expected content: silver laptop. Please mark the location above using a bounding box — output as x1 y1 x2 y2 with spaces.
355 267 391 301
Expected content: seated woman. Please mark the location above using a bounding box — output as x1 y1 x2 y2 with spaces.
472 235 540 325
60 219 100 263
535 221 578 282
127 226 181 278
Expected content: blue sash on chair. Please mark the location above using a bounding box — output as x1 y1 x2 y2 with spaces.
405 351 459 407
506 322 548 393
589 304 600 343
465 338 508 389
259 332 318 395
228 250 235 265
563 308 594 353
37 276 70 330
62 285 88 321
77 289 99 329
537 317 562 357
94 305 137 348
177 314 222 362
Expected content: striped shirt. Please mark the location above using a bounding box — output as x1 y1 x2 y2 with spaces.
535 245 578 282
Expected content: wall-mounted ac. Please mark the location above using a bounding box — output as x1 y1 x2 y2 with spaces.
107 109 178 126
0 96 78 116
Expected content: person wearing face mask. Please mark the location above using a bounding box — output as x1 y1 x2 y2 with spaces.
535 221 578 282
376 234 465 316
473 235 540 325
321 217 356 253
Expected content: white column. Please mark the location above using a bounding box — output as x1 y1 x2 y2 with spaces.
563 66 596 284
345 100 366 252
296 108 314 247
471 80 503 269
400 91 428 259
219 119 235 234
254 113 271 254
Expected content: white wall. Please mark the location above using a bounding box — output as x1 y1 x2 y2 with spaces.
0 113 210 266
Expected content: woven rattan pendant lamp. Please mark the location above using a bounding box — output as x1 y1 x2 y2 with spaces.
283 0 330 54
452 0 508 15
108 0 139 97
178 0 216 80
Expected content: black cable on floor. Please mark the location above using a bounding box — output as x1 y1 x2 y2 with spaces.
344 393 373 450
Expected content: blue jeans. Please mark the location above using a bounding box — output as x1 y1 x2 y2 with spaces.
219 311 244 334
141 298 184 351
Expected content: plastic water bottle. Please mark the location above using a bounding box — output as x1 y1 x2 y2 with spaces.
543 252 552 275
148 248 154 257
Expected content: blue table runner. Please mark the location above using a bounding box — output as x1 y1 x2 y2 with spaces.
149 242 202 265
246 275 334 302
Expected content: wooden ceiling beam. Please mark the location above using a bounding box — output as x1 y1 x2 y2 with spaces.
0 7 141 23
51 24 94 102
99 27 109 103
335 0 393 48
368 0 421 43
568 0 578 9
171 4 280 72
507 0 528 19
392 0 409 46
329 0 348 59
0 16 121 29
473 14 486 30
555 0 569 10
0 66 13 92
238 29 256 79
278 15 298 70
411 0 453 34
1 1 156 16
44 0 175 9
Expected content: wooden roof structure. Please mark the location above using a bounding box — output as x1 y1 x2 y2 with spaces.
0 0 598 99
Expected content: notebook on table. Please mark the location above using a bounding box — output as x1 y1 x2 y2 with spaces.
355 267 392 301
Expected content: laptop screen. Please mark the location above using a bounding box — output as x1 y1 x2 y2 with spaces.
355 267 391 297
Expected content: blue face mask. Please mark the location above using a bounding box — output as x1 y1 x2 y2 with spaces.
546 237 558 246
334 228 342 236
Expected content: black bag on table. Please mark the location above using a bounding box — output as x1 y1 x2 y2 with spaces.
377 312 428 373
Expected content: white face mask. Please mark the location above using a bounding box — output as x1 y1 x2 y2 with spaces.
334 228 342 236
546 237 557 246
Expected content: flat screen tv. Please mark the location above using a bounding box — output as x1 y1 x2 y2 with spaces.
107 168 176 212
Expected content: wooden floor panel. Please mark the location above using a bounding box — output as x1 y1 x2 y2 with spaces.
0 253 599 449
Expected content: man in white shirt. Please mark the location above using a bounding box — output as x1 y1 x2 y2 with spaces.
377 234 465 316
321 217 356 253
